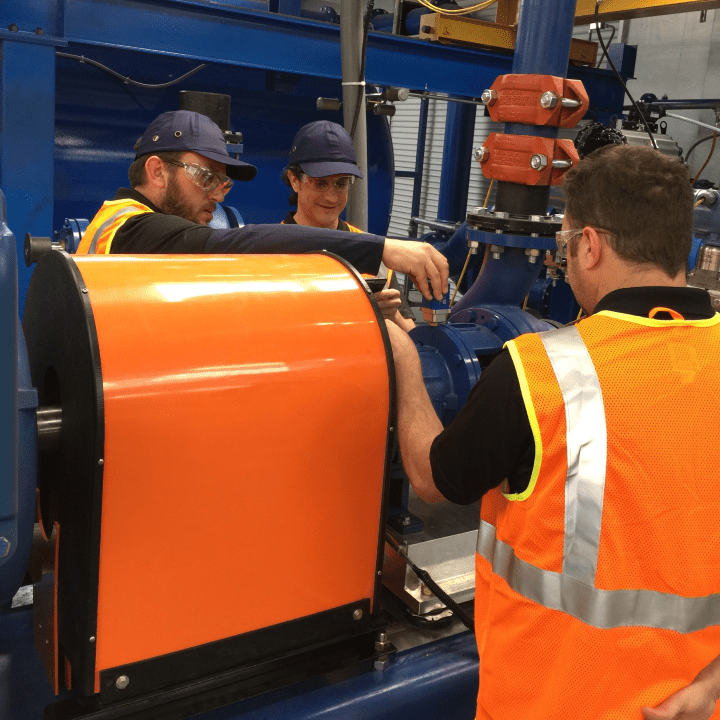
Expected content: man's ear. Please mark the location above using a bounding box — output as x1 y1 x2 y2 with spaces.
581 227 605 270
287 170 301 194
144 156 168 189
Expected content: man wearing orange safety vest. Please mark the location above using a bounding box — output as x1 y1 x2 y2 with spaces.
75 110 449 305
280 120 416 331
386 144 720 720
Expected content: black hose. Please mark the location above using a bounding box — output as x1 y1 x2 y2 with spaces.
685 134 716 164
595 23 616 69
594 1 657 150
56 52 207 90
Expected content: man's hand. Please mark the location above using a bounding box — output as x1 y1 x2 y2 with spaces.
374 288 402 319
382 239 448 301
642 655 720 720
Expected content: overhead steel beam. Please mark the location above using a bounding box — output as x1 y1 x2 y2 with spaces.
56 0 610 100
575 0 720 23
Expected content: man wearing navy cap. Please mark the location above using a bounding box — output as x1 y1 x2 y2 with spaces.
76 110 448 302
282 120 416 331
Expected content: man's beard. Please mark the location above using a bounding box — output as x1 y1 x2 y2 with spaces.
159 172 211 224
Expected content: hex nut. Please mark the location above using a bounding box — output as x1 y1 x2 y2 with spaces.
530 154 548 170
474 147 489 164
481 89 497 106
540 91 558 109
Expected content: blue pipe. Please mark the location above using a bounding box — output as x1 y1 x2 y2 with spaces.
503 0 577 143
513 0 576 78
437 103 477 224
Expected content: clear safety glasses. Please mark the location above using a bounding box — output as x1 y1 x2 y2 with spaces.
555 227 614 259
301 175 355 192
555 228 584 259
165 160 234 195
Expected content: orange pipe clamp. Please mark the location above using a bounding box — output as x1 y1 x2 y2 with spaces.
478 133 579 186
482 74 589 128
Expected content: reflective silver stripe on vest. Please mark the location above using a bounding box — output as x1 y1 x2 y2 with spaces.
540 326 607 585
86 207 142 253
477 520 720 633
478 325 720 632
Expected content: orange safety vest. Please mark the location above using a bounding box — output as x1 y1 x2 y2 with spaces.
476 309 720 720
76 198 153 255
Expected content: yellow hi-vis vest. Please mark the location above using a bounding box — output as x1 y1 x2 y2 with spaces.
76 198 153 254
476 309 720 720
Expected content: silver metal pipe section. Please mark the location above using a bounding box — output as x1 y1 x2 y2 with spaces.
408 91 483 106
410 217 460 233
36 406 62 453
341 0 369 231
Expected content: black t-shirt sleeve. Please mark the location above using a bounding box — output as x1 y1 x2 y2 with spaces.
429 348 535 505
110 213 385 275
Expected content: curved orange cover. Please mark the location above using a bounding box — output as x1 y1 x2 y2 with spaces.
71 254 390 681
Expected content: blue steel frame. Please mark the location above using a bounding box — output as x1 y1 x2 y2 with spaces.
437 102 477 225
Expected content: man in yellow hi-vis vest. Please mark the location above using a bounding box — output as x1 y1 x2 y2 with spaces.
75 110 449 305
386 144 720 720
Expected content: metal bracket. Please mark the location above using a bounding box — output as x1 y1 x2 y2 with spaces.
477 134 579 186
482 74 589 128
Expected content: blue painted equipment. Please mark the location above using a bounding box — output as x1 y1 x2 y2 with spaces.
54 218 88 255
0 190 38 610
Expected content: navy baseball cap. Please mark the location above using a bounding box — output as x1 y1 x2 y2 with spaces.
289 121 363 179
135 110 257 182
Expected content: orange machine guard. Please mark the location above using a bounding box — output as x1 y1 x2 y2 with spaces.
62 253 391 692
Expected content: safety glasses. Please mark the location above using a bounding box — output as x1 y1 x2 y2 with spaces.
165 160 234 195
555 227 615 259
555 228 584 258
301 175 355 192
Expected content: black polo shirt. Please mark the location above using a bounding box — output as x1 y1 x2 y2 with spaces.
104 188 385 275
430 286 716 505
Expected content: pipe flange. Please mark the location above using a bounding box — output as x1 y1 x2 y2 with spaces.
466 207 562 237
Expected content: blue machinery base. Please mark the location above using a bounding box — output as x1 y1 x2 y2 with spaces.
0 605 479 720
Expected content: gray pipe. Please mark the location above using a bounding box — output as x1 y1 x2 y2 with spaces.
340 0 369 231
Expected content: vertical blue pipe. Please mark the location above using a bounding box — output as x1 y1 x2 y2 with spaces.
503 0 578 140
513 0 576 78
451 0 578 316
409 95 430 238
437 102 476 224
